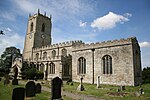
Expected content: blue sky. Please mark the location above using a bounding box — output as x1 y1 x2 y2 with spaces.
0 0 150 68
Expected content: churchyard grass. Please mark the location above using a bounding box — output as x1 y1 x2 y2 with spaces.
62 82 150 100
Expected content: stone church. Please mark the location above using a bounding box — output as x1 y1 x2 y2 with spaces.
23 11 142 86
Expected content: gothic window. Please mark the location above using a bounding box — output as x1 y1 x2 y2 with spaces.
30 22 33 32
62 48 67 56
49 62 55 74
36 53 39 60
43 52 47 60
40 63 45 72
78 57 86 74
52 50 56 59
41 23 45 32
102 55 112 74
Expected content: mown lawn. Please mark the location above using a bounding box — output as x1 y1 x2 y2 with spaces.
62 82 150 100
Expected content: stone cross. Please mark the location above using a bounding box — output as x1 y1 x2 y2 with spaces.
96 75 100 88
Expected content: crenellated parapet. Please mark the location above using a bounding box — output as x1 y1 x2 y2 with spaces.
73 37 137 51
33 40 84 52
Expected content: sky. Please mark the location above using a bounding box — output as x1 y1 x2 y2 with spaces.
0 0 150 68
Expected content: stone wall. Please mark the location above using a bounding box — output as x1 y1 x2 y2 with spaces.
72 37 141 86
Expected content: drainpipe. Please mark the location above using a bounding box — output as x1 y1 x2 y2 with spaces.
91 48 95 84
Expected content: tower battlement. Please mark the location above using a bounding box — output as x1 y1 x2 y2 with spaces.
73 37 138 51
33 40 84 51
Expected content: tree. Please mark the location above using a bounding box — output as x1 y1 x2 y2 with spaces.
21 61 44 79
0 47 22 74
142 67 150 84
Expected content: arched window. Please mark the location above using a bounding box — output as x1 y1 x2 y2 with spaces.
30 22 33 32
62 48 67 56
36 53 39 60
78 57 86 74
40 63 45 72
52 50 56 59
41 23 45 32
49 62 55 74
102 55 112 74
43 52 47 60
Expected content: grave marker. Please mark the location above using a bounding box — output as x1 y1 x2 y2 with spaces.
51 77 62 99
25 81 36 97
12 87 25 100
36 83 41 93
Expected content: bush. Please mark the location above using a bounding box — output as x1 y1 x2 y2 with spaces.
36 71 44 79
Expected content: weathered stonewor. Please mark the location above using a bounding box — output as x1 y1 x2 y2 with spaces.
36 83 41 93
25 81 36 97
12 87 25 100
51 77 62 99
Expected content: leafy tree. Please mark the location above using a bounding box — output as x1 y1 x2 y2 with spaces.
21 61 44 79
0 47 22 74
142 67 150 84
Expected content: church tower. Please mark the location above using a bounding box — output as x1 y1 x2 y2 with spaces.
23 10 52 61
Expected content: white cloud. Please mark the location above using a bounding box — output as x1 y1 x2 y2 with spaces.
91 12 132 30
0 11 16 21
0 27 24 55
139 42 150 47
79 20 87 27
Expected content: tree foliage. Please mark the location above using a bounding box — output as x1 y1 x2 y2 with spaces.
142 67 150 84
0 47 22 74
21 61 44 79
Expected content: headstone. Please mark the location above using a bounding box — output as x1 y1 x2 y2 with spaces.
12 79 18 85
25 81 36 97
0 78 1 81
96 75 100 88
120 86 125 91
4 78 10 85
139 88 144 95
12 87 25 100
36 83 41 93
77 76 84 91
51 77 62 100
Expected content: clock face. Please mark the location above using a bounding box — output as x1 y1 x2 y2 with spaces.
41 34 45 39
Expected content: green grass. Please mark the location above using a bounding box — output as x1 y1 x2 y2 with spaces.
62 82 150 100
1 78 150 100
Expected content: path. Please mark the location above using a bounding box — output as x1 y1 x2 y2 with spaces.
20 80 104 100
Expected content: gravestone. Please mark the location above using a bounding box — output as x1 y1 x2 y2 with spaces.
0 78 1 81
96 75 100 88
139 88 144 95
36 83 41 93
77 76 84 91
120 86 125 91
25 81 36 97
12 87 25 100
4 77 10 85
51 77 62 100
12 79 18 85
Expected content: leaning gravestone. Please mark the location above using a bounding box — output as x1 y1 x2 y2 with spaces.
36 83 41 93
51 77 62 100
25 81 36 97
12 79 18 85
12 87 25 100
